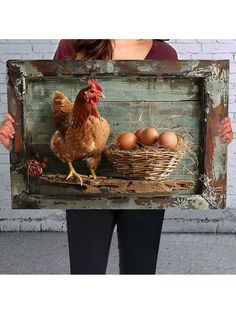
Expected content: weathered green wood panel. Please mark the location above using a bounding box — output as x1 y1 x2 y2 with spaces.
24 76 203 197
26 76 202 102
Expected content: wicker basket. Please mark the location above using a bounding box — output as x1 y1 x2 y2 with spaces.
105 133 187 181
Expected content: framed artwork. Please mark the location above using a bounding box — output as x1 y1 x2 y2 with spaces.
7 60 228 209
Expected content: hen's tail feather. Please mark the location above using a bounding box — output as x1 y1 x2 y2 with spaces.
51 90 74 127
52 91 66 101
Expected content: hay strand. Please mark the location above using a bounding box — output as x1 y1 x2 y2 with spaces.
105 133 187 181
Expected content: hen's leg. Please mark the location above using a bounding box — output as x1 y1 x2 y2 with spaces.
89 169 97 180
86 156 101 180
66 162 87 186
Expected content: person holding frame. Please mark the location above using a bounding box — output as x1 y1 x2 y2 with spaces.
0 39 234 274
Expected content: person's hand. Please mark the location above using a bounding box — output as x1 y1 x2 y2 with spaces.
219 117 234 144
0 113 15 150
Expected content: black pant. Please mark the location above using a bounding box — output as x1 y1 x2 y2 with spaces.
66 209 165 274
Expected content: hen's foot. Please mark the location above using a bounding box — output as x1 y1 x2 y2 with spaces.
66 170 87 186
66 162 87 186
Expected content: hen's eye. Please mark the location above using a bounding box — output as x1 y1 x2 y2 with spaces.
90 90 95 93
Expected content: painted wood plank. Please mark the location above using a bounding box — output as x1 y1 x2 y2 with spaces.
11 60 228 78
26 77 202 103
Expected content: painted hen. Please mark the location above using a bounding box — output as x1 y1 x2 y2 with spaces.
50 79 110 185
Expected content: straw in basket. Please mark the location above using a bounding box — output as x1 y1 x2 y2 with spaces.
105 133 187 181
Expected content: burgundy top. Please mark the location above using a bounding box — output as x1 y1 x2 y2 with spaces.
54 39 178 61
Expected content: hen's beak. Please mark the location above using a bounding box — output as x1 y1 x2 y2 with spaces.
97 91 105 98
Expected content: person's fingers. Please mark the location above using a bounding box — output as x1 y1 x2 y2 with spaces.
225 133 234 144
0 125 14 138
3 119 15 134
221 117 231 124
220 120 231 128
220 121 231 130
221 133 233 142
219 116 233 143
0 134 10 150
4 113 15 123
0 127 12 138
219 125 232 136
2 123 14 138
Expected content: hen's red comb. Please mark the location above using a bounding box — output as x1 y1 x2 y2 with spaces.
87 79 103 92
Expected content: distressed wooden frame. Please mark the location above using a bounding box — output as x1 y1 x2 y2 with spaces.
7 60 229 210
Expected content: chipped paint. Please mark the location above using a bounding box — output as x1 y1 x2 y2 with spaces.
172 195 210 209
200 173 225 208
205 68 228 109
212 136 227 181
14 78 23 100
106 61 115 73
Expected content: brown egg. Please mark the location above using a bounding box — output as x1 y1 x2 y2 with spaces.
135 128 145 141
117 132 137 150
139 128 159 146
158 131 178 149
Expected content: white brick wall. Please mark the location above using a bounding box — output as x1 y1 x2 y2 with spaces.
0 39 236 232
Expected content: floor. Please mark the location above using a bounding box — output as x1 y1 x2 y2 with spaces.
0 232 236 274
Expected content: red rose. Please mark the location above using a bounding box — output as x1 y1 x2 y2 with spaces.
26 159 43 177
